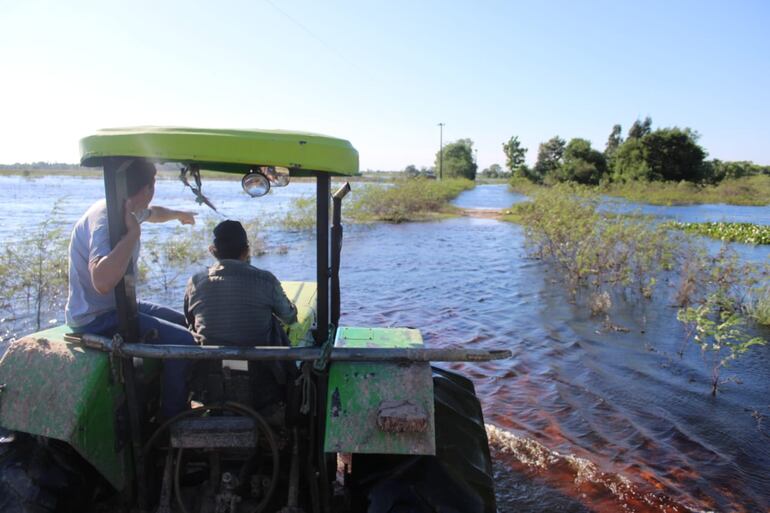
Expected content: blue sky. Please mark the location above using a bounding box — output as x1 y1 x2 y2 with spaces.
1 0 768 170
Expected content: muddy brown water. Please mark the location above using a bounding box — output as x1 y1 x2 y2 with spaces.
1 178 770 512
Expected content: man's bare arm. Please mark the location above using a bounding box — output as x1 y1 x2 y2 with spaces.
147 206 196 225
89 201 141 295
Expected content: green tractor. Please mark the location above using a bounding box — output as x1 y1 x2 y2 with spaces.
0 128 509 513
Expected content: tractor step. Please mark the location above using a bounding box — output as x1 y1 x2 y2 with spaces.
170 416 256 449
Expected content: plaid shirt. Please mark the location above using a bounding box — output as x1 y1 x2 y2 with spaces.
184 259 297 346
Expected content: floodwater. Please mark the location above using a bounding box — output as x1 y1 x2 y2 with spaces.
1 177 769 512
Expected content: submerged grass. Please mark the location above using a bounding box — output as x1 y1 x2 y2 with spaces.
348 178 474 223
509 175 770 206
665 221 770 245
600 175 770 206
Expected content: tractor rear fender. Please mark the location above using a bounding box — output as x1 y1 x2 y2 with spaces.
0 325 130 491
324 327 436 455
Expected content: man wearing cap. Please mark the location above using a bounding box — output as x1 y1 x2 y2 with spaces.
184 220 297 347
65 159 198 419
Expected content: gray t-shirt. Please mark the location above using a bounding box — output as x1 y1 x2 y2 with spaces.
64 200 147 328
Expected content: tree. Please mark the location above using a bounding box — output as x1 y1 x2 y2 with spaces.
434 138 477 180
480 163 509 178
502 136 528 176
404 164 420 178
533 136 566 181
628 116 652 139
611 138 650 181
611 126 706 182
642 128 706 182
558 138 608 185
605 124 623 157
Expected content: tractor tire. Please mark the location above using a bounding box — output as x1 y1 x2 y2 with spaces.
351 366 496 513
0 434 84 513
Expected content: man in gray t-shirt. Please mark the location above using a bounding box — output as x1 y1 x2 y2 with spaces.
64 159 197 418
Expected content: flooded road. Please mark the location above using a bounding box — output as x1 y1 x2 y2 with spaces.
1 177 769 511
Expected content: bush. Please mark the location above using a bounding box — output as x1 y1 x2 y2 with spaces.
348 178 474 223
280 196 316 231
2 207 69 331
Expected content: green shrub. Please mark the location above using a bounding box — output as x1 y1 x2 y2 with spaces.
678 294 766 395
348 178 474 223
508 184 677 297
280 197 317 231
5 209 69 330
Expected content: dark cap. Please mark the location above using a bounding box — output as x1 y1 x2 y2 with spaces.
213 220 248 249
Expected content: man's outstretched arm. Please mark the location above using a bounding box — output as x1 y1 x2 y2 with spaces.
146 206 197 225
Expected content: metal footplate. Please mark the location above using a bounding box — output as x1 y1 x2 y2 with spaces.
170 417 257 449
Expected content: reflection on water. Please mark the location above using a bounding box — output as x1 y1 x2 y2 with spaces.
1 178 769 512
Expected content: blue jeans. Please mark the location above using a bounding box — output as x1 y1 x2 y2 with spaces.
75 302 195 419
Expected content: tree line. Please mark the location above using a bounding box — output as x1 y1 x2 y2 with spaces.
502 117 770 185
400 118 769 184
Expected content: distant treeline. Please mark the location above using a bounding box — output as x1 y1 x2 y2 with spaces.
498 117 770 185
0 162 81 170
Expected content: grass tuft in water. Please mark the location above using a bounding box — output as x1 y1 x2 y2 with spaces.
348 178 474 223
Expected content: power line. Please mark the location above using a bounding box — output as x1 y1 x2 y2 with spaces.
262 0 373 80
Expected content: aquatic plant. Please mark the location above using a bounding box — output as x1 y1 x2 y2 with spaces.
665 221 770 245
6 208 69 331
509 187 768 395
280 196 316 231
348 178 474 223
746 283 770 326
508 184 678 299
677 294 766 395
143 227 206 296
241 218 268 255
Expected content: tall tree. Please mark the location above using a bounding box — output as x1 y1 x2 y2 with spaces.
434 138 477 180
533 136 566 180
605 124 623 157
502 136 528 176
628 116 652 139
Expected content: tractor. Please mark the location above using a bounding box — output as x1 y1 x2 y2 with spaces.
0 127 509 513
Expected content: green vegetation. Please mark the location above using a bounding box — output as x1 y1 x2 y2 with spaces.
479 163 508 179
678 295 766 395
434 139 477 180
601 174 770 206
502 136 527 179
510 174 770 206
505 118 769 206
505 185 678 296
666 221 770 245
280 196 317 231
143 227 206 295
504 186 768 394
349 178 474 223
0 209 69 331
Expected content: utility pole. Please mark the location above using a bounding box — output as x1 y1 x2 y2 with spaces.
437 122 444 180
